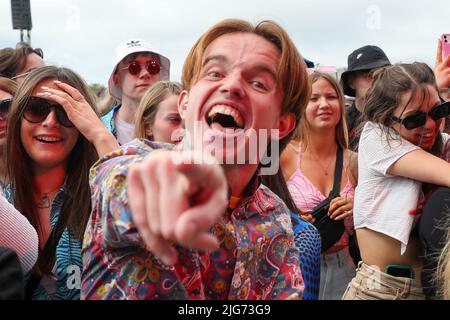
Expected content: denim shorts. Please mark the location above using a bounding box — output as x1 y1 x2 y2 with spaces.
319 248 356 300
342 262 425 300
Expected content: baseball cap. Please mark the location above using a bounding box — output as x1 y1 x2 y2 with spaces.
340 45 391 97
108 38 170 100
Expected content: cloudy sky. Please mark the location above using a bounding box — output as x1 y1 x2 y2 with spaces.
1 0 449 86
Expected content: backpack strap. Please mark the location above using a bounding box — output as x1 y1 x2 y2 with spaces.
328 145 344 199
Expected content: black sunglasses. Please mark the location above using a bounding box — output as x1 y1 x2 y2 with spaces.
391 101 450 130
23 96 74 127
0 99 12 121
120 59 160 76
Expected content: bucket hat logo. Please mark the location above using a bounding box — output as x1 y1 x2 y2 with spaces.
127 40 142 48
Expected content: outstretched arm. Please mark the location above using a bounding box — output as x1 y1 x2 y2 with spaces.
388 148 450 187
127 150 228 265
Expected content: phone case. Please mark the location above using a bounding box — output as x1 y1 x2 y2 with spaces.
442 34 450 60
385 264 414 278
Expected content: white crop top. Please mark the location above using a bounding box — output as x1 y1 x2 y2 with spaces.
354 122 421 254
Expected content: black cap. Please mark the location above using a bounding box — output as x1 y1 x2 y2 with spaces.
303 58 314 68
340 45 391 97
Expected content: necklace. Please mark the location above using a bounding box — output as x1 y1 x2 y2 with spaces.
35 186 61 209
308 145 336 176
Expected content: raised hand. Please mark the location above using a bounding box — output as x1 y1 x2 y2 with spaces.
37 80 119 156
435 39 450 92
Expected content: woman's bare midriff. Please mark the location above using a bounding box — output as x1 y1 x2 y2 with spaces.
356 228 423 281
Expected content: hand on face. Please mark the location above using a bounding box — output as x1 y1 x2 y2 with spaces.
127 149 228 266
37 81 118 155
328 196 353 221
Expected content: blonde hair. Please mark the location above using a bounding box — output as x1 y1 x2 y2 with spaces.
438 242 450 299
182 19 310 152
296 71 349 150
436 218 450 299
134 81 183 139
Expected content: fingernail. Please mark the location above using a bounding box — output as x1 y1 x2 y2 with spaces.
36 92 51 96
54 80 62 84
160 254 173 266
41 86 50 90
183 222 197 243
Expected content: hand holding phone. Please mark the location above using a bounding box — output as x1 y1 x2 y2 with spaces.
435 35 450 92
441 34 450 61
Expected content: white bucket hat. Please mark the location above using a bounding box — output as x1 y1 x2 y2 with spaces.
108 38 170 100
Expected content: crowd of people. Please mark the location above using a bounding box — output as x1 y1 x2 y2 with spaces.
0 18 450 300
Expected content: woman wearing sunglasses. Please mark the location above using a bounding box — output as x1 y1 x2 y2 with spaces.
0 77 17 195
6 66 117 300
134 81 184 144
342 62 450 300
0 77 39 289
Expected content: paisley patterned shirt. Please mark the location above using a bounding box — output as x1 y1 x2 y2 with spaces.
81 139 304 300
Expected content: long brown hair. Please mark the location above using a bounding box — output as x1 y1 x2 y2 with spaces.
0 42 44 78
362 62 443 156
296 71 349 150
6 66 97 274
182 19 311 152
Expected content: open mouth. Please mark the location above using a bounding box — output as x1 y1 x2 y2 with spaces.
35 135 63 143
206 105 244 132
417 131 434 139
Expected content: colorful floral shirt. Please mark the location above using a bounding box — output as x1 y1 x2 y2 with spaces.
81 139 304 300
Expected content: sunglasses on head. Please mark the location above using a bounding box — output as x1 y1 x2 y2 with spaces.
0 99 12 121
120 59 160 76
23 96 74 127
391 101 450 130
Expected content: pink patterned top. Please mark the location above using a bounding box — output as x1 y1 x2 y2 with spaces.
286 145 355 249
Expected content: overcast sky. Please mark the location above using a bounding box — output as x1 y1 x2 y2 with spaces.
1 0 449 86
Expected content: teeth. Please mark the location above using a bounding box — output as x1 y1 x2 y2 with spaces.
207 105 244 128
36 136 62 142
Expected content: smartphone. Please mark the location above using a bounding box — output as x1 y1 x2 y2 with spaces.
442 34 450 60
385 264 414 279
